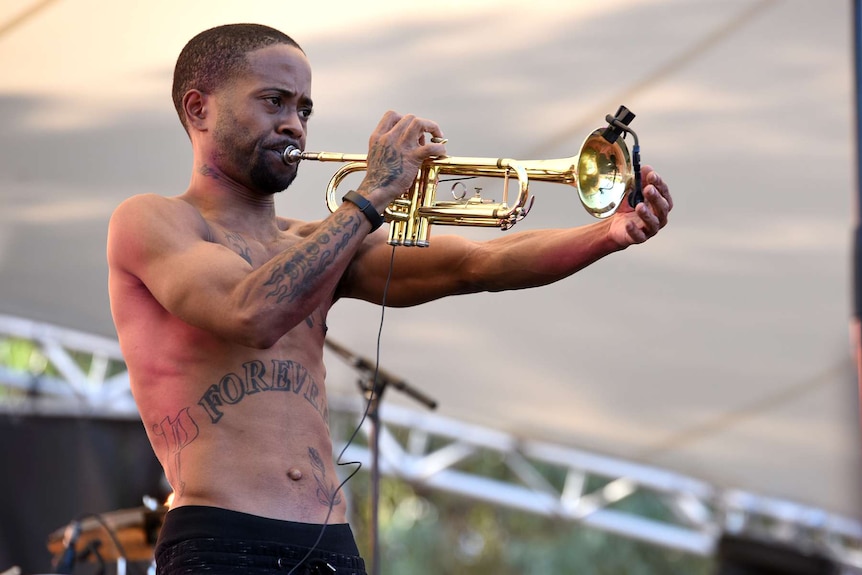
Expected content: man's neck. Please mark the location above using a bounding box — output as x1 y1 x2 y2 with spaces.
184 165 282 237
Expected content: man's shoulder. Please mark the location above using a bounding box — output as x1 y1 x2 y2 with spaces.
108 193 213 264
111 193 207 233
112 192 196 218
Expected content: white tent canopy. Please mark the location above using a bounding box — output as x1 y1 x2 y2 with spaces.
1 0 859 557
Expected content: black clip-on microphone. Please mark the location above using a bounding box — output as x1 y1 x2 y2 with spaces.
600 105 643 208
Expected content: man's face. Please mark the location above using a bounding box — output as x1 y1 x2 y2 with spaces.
211 44 313 195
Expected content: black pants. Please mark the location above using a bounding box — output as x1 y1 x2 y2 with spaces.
155 506 367 575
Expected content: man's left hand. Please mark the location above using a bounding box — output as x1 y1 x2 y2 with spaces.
608 165 672 248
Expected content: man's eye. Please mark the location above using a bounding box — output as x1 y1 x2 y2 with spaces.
265 96 282 107
299 108 313 120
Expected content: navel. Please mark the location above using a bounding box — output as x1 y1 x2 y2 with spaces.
287 467 303 481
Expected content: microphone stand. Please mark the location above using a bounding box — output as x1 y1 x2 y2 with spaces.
324 338 438 575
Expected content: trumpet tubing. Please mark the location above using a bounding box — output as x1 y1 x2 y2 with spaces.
283 110 638 247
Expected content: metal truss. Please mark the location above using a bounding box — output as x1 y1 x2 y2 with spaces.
330 395 862 571
2 313 861 570
0 314 136 414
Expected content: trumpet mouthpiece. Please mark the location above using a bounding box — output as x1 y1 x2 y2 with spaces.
282 145 303 164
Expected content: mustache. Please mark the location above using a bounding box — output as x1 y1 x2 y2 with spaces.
269 139 301 153
277 141 307 166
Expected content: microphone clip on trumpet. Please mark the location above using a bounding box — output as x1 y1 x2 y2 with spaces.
283 106 643 247
601 105 643 208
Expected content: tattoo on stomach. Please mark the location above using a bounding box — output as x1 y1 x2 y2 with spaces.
309 446 342 508
197 359 329 424
304 309 328 335
151 407 200 497
150 359 330 497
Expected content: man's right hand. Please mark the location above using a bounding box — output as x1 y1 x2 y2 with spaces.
357 111 447 210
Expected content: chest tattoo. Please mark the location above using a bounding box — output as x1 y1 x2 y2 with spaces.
223 231 253 265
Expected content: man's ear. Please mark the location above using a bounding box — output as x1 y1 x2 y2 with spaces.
183 89 210 132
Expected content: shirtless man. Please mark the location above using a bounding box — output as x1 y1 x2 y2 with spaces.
107 23 672 575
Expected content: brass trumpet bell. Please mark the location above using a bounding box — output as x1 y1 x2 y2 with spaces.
573 129 633 218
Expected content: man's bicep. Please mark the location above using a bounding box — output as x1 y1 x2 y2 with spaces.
108 196 248 327
143 240 251 323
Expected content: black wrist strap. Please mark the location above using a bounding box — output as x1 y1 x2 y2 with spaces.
342 190 384 232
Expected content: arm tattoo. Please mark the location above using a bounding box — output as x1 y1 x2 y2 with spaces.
263 211 361 304
309 446 342 508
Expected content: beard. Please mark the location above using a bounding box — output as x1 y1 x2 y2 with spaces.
247 148 298 194
212 111 299 195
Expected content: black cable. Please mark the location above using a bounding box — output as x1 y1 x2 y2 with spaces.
79 540 106 575
287 244 398 575
55 512 147 575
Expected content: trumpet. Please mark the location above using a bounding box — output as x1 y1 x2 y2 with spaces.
283 106 643 247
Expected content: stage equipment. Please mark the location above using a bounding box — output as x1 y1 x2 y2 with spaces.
47 505 167 567
715 533 839 575
324 337 437 575
283 106 643 247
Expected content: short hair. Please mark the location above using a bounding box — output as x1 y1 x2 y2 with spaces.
172 23 304 132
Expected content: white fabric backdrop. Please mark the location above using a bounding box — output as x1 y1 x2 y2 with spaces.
0 0 858 518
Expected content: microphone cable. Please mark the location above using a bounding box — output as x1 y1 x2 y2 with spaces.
287 243 398 575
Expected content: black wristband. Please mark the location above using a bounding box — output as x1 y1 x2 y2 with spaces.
342 190 384 232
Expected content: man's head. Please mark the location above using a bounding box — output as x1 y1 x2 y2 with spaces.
172 23 304 134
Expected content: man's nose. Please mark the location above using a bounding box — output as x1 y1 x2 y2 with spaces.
278 112 304 140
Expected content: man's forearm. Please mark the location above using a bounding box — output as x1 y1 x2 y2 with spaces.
477 220 623 293
233 209 367 347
